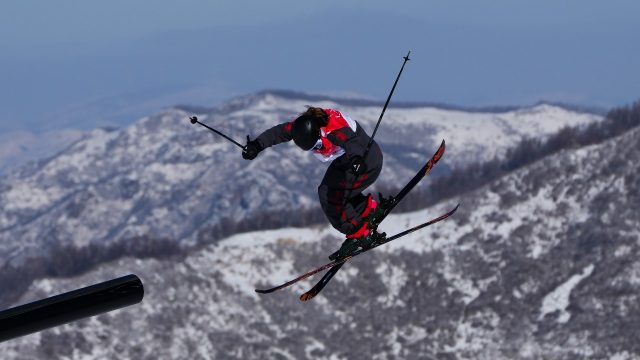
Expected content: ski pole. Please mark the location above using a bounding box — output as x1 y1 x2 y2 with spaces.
363 50 411 160
189 116 246 149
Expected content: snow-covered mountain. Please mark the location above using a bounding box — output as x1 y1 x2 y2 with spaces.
0 91 601 300
0 115 637 359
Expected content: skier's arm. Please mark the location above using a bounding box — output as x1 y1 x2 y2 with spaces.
326 127 366 157
255 122 294 149
327 127 367 174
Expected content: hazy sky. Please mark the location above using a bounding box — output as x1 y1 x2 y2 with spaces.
1 0 639 131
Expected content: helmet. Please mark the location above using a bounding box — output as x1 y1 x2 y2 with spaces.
291 115 321 150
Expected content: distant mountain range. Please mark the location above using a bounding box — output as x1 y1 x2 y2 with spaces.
0 96 636 359
0 129 85 175
0 89 607 175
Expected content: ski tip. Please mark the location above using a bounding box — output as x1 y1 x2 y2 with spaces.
299 292 315 302
255 289 269 294
429 139 446 164
452 203 461 213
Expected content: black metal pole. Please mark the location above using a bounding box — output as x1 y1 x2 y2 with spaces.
0 274 144 343
363 50 411 160
189 116 246 149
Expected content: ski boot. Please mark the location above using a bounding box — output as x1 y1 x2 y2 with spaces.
328 237 360 261
328 228 386 261
366 192 398 227
328 194 385 261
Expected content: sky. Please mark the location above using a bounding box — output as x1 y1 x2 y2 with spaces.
1 0 639 132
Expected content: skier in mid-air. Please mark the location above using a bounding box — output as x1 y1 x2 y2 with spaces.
189 52 458 298
242 106 385 260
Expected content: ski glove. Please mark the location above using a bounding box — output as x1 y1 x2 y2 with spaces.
242 139 263 160
349 155 367 175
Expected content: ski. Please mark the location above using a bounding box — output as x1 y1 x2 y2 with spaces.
299 140 447 301
254 140 448 296
255 203 459 295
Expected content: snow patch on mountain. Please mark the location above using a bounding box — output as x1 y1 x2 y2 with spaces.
4 183 57 211
539 264 595 323
375 262 407 307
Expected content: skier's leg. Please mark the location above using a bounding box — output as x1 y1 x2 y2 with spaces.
346 193 368 212
318 142 383 234
344 141 383 217
318 167 354 234
326 144 385 260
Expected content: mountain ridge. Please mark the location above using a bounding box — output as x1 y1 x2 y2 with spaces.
175 89 609 116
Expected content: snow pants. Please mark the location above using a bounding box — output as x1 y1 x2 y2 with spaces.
318 141 383 235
